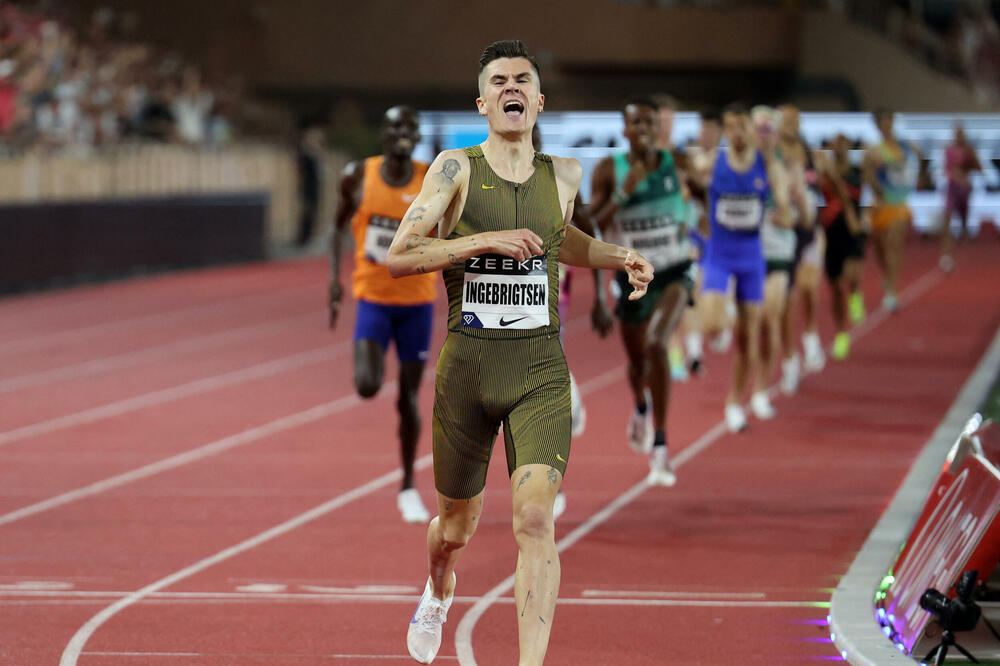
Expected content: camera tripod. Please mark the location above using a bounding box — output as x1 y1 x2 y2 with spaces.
921 629 979 665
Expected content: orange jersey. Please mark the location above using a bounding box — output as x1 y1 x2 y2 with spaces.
351 157 437 305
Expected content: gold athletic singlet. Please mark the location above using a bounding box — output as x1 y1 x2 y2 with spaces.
432 146 571 499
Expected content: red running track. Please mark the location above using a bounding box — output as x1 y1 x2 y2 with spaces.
1 235 998 665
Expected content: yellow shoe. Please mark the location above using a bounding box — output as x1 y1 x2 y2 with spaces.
848 292 866 324
832 332 851 360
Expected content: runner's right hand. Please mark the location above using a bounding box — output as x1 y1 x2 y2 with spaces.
483 229 544 262
328 280 343 329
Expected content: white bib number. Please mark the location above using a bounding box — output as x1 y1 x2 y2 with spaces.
761 216 795 261
461 254 550 330
363 216 399 264
716 195 763 231
619 217 689 270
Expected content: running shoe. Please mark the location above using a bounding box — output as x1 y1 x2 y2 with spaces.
802 332 826 373
646 446 677 487
882 292 899 313
398 488 431 524
848 292 866 324
725 403 747 433
750 391 776 420
407 574 456 664
781 354 801 395
627 389 654 453
553 492 567 520
669 346 689 382
831 331 851 360
709 327 733 353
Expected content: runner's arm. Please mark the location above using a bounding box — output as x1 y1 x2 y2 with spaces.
765 157 794 229
386 151 542 277
329 161 362 328
561 226 653 301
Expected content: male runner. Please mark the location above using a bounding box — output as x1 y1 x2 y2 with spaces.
939 122 981 272
753 106 793 419
699 103 792 432
863 108 922 313
817 133 865 360
682 107 725 371
329 106 434 524
590 95 694 486
387 40 652 665
777 103 824 392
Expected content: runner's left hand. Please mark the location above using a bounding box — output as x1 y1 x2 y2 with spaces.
623 252 653 301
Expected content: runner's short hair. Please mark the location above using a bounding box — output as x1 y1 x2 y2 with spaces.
621 95 659 114
478 40 540 78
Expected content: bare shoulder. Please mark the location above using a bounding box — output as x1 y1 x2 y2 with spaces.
428 149 470 180
551 155 583 186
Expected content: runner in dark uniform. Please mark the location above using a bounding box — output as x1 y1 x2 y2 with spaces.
817 133 866 360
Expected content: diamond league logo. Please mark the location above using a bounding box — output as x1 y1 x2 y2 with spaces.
463 313 475 325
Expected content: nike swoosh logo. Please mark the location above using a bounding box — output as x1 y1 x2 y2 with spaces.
481 184 496 190
556 454 566 463
498 316 527 327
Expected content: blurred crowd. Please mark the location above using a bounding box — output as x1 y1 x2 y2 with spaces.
844 0 1000 105
0 2 246 155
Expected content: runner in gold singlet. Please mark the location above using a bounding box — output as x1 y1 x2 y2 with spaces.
386 40 653 665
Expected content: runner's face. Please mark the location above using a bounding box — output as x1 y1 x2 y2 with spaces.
700 119 721 149
381 109 420 159
623 104 658 151
877 114 894 137
780 106 799 139
723 112 749 152
833 135 849 161
477 57 543 135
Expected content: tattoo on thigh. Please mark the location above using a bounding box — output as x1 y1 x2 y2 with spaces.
547 468 559 484
516 471 532 490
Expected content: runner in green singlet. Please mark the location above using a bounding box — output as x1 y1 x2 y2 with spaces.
386 40 653 666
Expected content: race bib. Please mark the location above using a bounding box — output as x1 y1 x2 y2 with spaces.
461 253 550 330
761 217 796 261
363 215 399 264
619 216 689 270
716 194 763 231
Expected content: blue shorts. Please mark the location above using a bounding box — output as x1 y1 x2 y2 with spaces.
354 300 434 363
701 257 765 303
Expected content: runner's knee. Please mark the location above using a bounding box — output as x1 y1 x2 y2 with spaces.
513 501 553 546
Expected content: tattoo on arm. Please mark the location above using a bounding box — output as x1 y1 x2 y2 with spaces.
405 235 435 250
439 159 460 183
407 206 427 222
448 253 461 266
547 468 559 484
516 471 532 490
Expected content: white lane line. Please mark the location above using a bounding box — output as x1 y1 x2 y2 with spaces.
58 455 433 666
0 285 310 358
0 344 347 448
581 590 767 599
0 385 386 527
81 652 457 661
0 312 321 394
454 266 945 666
